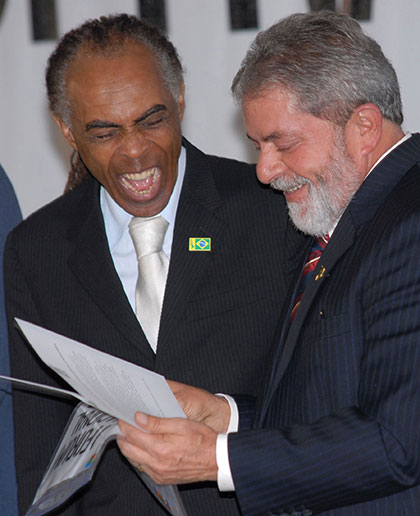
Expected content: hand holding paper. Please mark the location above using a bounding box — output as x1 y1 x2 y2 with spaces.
167 380 231 433
117 380 231 485
118 412 219 485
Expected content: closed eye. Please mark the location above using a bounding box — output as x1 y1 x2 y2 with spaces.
140 115 166 128
276 144 294 152
91 130 118 141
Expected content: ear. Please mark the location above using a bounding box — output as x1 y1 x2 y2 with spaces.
177 83 186 122
344 103 383 159
53 115 78 151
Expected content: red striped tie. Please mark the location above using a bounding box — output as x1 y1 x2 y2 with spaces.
290 235 329 321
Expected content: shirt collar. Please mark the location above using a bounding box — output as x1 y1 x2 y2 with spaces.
365 132 411 180
101 145 187 251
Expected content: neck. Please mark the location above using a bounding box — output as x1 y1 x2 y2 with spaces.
367 120 405 171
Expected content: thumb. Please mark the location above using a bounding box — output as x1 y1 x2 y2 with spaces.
135 412 192 436
135 412 155 431
135 412 172 434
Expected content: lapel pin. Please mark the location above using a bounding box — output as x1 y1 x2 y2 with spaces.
315 265 326 281
189 237 211 251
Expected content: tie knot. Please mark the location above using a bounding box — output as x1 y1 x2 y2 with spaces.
316 235 329 250
302 235 329 276
129 216 169 259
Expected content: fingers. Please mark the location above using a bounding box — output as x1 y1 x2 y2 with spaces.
133 411 189 435
165 380 230 432
116 433 147 471
117 414 218 485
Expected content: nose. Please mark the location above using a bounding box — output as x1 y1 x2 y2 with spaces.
119 128 150 159
256 147 287 184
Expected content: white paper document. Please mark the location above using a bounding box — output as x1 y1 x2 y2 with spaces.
0 319 188 516
11 318 185 424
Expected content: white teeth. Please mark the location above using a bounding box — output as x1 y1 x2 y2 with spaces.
271 178 307 193
123 167 158 181
287 184 303 193
120 167 159 196
121 179 154 196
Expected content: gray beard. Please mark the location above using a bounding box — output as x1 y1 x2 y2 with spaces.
271 137 361 236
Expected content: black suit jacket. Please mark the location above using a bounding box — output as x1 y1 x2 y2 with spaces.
228 134 420 515
5 140 306 515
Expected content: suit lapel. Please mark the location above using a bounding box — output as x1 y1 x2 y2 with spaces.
259 133 420 422
156 141 227 363
66 179 155 363
258 216 356 422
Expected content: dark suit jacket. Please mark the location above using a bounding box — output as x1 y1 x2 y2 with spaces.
0 164 21 516
5 140 306 516
228 133 420 515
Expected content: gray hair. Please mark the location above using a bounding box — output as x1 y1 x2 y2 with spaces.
232 10 403 126
46 13 184 126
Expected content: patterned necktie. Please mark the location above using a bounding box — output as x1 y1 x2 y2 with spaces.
129 216 169 352
290 235 329 321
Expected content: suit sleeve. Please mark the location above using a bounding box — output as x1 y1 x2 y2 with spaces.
234 395 257 432
228 211 420 516
4 230 77 515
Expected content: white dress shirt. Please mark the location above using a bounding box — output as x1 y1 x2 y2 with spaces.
216 132 412 492
100 146 186 315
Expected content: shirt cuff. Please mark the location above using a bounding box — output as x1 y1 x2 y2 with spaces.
215 394 238 491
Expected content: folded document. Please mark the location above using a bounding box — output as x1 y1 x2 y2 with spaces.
0 319 188 516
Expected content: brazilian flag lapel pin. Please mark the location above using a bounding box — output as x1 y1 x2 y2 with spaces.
189 237 211 251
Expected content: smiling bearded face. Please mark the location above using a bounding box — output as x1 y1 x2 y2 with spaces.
243 87 363 236
271 129 361 236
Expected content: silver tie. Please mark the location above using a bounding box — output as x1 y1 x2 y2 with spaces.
129 216 169 352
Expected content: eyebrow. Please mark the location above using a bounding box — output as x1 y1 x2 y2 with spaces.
135 104 167 123
262 131 292 142
246 131 297 144
85 104 168 132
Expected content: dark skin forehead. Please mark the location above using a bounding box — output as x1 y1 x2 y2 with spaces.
65 42 178 132
65 40 170 114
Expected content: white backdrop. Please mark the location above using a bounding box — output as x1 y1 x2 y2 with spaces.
1 0 419 217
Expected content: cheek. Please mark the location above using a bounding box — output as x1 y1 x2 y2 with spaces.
295 149 329 182
80 146 113 180
163 134 182 168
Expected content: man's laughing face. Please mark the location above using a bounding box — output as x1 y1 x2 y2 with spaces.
57 41 185 217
